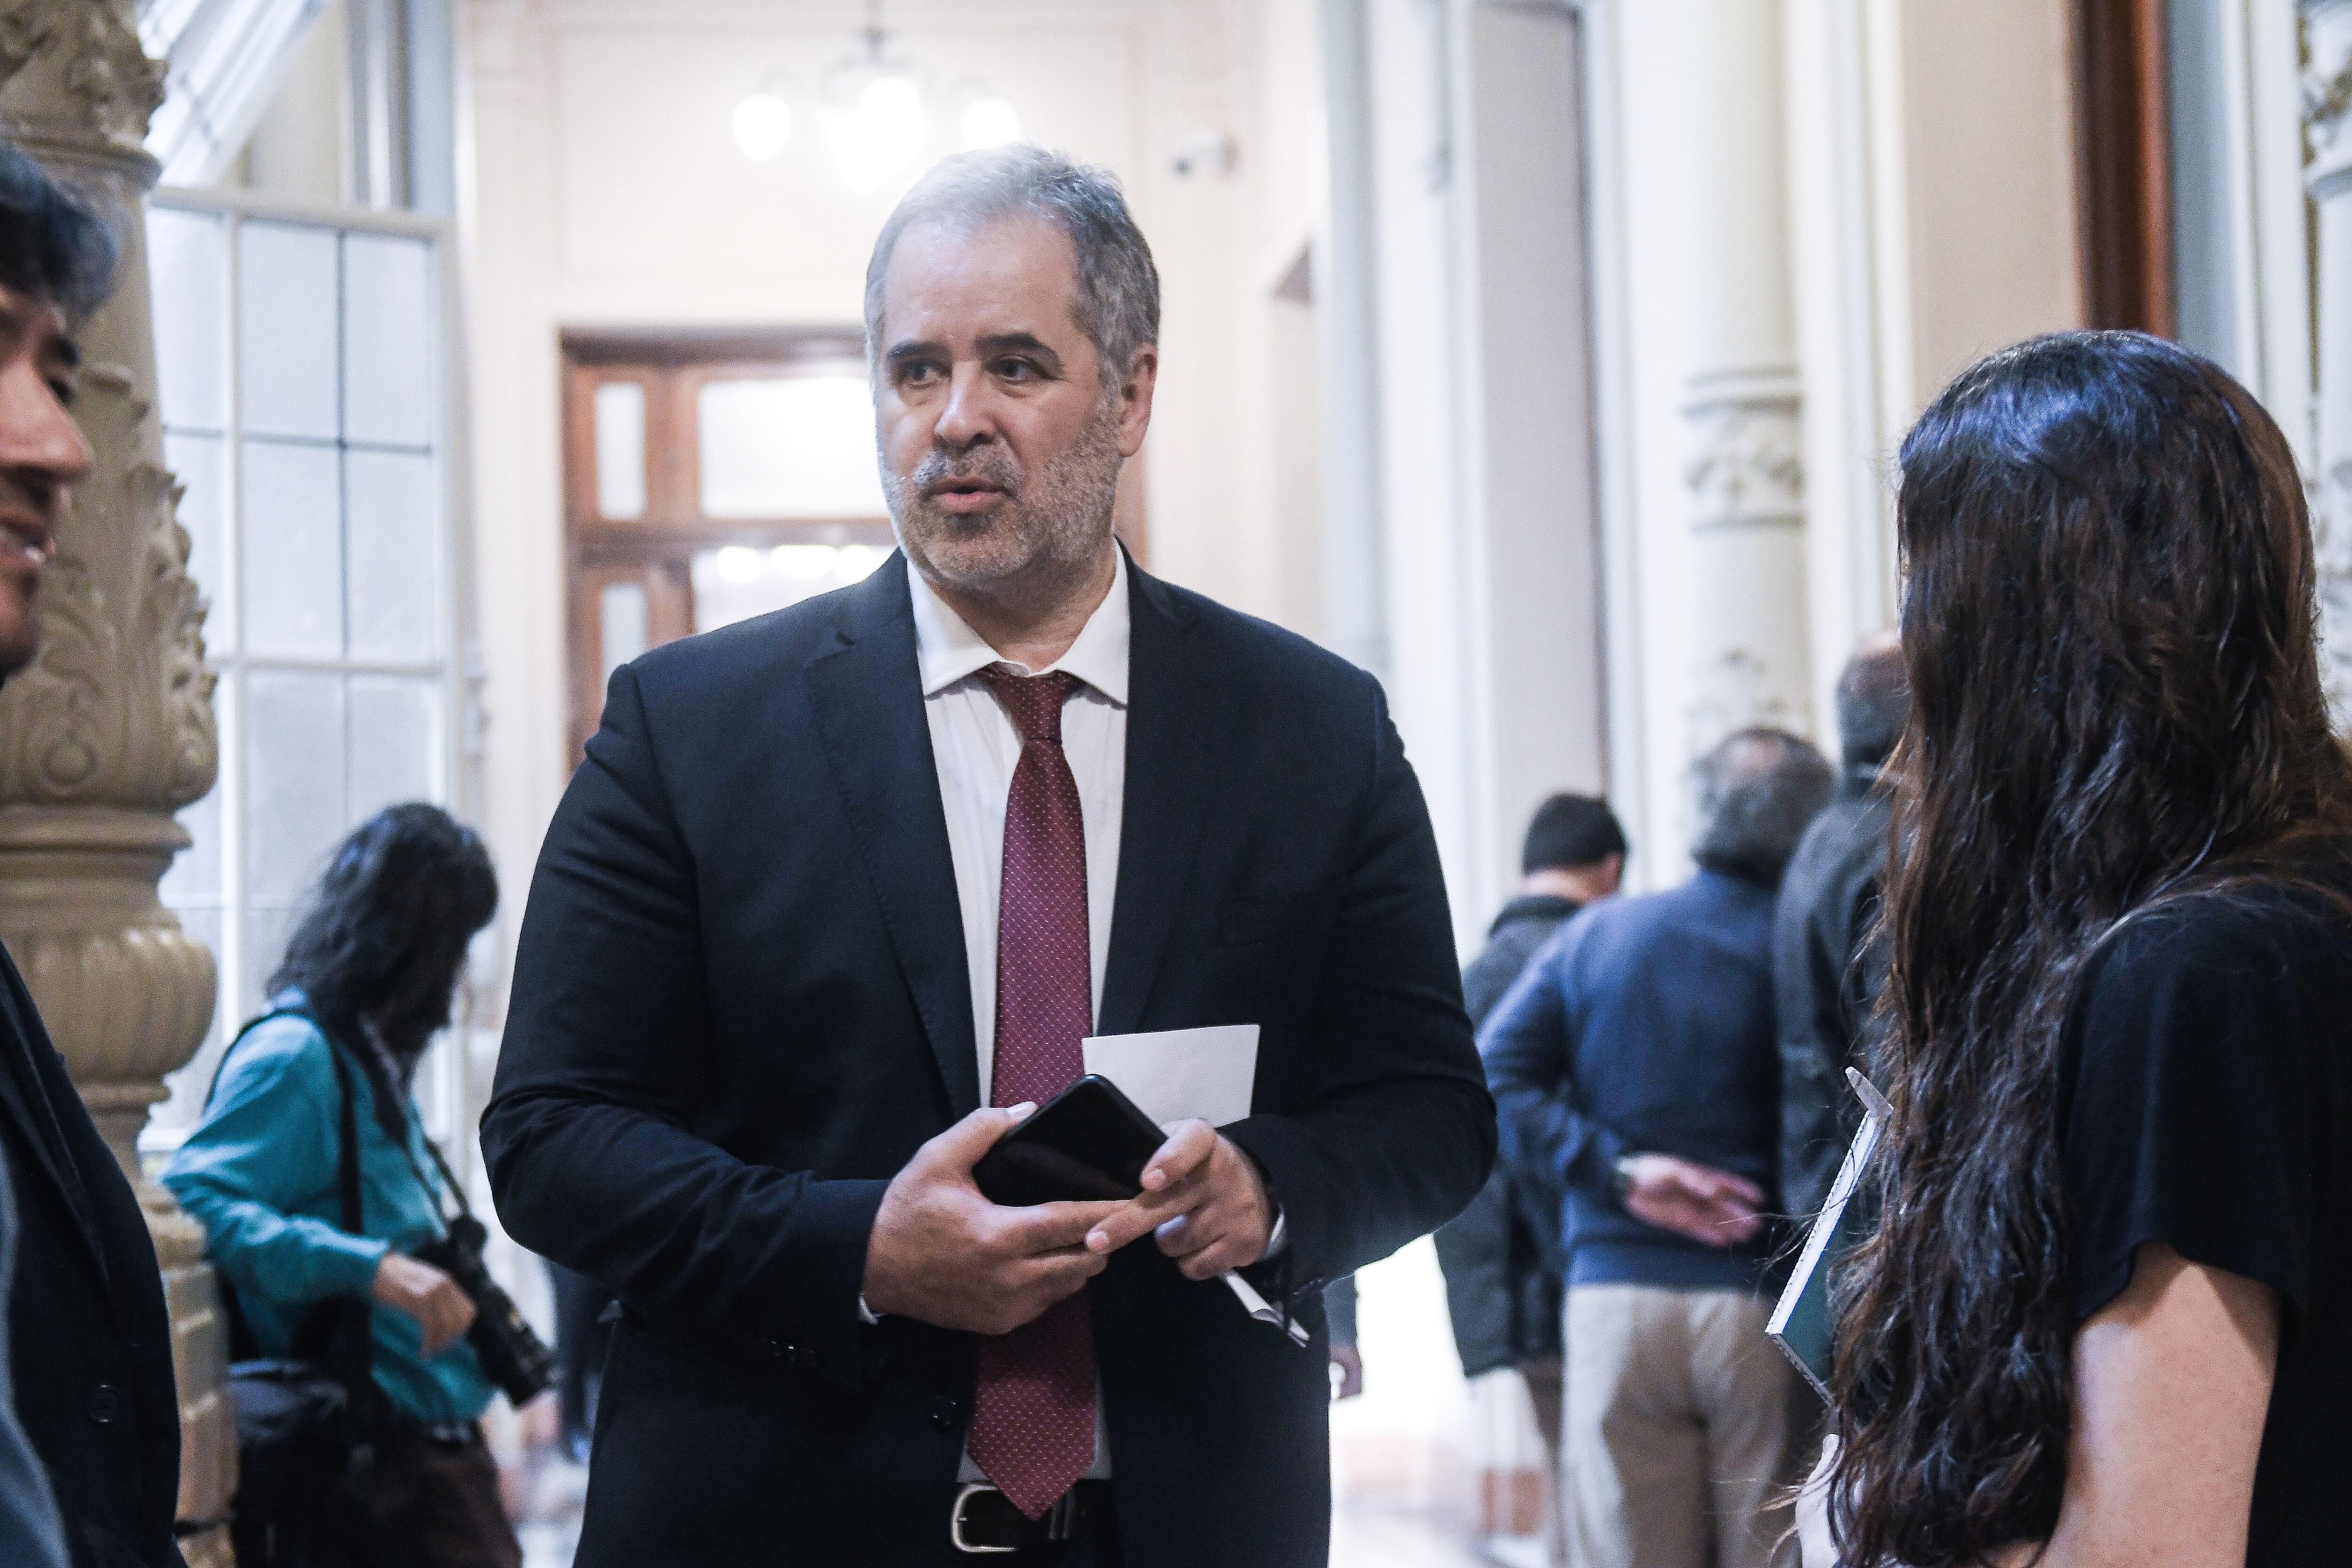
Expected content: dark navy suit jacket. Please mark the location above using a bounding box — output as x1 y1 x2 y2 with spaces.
484 552 1492 1567
1483 868 1783 1291
0 943 183 1568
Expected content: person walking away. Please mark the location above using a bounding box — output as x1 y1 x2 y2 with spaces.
0 139 185 1568
1486 730 1832 1568
482 145 1492 1568
1799 334 2352 1568
165 804 517 1568
1773 637 1907 1219
1435 793 1625 1562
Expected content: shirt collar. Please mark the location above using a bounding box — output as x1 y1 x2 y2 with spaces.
907 546 1130 706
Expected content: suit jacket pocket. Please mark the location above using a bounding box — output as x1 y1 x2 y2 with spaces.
1218 886 1339 947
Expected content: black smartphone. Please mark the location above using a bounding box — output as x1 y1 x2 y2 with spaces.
972 1074 1169 1208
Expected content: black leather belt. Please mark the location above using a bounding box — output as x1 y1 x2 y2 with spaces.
951 1480 1114 1554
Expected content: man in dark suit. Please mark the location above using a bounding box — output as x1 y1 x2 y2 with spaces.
484 146 1492 1567
0 143 184 1568
1773 635 1906 1218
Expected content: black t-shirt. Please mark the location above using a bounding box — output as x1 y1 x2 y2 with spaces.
2061 877 2352 1567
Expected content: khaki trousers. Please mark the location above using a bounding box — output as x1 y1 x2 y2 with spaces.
1562 1285 1802 1568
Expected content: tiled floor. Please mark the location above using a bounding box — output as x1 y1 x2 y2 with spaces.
522 1490 1502 1568
1329 1507 1497 1567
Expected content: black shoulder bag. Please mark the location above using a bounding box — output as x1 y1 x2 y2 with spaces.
207 1009 382 1566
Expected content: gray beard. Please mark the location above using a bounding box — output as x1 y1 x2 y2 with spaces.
885 399 1125 596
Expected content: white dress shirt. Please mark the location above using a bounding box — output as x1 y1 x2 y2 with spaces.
909 550 1128 1482
910 551 1129 1103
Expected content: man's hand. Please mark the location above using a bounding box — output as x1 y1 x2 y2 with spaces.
1329 1345 1364 1401
1081 1119 1274 1279
373 1252 477 1357
1618 1154 1764 1246
863 1105 1127 1336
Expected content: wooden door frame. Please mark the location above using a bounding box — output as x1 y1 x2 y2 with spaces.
2073 0 2176 335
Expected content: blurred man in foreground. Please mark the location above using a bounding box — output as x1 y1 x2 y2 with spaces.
0 141 185 1568
1486 730 1831 1568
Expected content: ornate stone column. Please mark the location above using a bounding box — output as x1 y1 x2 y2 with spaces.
0 3 230 1561
1679 0 1813 755
2307 0 2352 725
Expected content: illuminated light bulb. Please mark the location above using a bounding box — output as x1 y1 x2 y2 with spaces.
732 92 793 161
715 545 764 583
961 96 1020 150
829 73 926 191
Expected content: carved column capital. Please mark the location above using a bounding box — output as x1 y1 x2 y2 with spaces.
0 0 162 162
1681 366 1812 754
1684 369 1805 533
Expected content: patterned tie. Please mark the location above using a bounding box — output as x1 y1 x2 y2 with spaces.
968 667 1097 1519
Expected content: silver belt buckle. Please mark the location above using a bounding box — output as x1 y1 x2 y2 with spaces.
951 1482 1018 1555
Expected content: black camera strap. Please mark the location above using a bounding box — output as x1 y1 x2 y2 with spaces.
206 1009 375 1411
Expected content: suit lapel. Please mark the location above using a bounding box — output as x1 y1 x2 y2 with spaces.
0 955 106 1276
803 556 982 1119
1099 562 1222 1038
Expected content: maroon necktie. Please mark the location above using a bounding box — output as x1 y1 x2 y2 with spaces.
968 668 1097 1518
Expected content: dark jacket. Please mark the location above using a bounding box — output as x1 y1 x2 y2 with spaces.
0 943 184 1568
1772 764 1890 1218
483 552 1494 1568
0 1157 67 1567
1432 895 1580 1376
1484 869 1784 1290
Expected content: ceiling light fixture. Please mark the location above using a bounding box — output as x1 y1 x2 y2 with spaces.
731 1 1021 190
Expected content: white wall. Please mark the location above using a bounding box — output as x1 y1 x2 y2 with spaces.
1784 0 2084 733
460 0 1311 1007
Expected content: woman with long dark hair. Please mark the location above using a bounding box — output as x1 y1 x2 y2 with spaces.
1801 332 2352 1568
167 804 514 1568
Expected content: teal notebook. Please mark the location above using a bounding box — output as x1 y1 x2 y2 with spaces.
1766 1068 1890 1401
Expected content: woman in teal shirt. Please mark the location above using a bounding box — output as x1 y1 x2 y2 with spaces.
166 804 513 1568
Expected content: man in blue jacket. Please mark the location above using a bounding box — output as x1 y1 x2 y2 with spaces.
1485 727 1830 1568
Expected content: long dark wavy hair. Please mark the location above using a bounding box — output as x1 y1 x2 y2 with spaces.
1824 331 2352 1565
270 803 497 1139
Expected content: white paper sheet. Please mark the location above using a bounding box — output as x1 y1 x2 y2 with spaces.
1081 1023 1260 1128
1079 1023 1306 1346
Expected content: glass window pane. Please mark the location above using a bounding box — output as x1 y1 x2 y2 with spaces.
595 382 647 519
238 222 339 441
345 448 438 663
599 580 647 685
148 207 227 432
164 431 230 655
342 234 434 449
246 905 298 1020
698 375 886 518
159 786 222 911
346 674 441 827
242 439 344 658
245 669 347 905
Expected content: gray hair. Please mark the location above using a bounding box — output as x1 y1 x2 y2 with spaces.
1689 726 1834 881
863 145 1161 393
1835 636 1910 769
